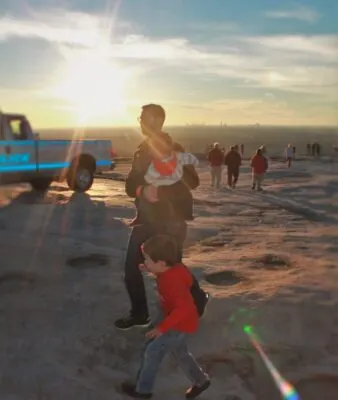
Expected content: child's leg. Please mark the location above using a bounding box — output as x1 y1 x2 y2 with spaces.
135 333 173 394
171 336 209 387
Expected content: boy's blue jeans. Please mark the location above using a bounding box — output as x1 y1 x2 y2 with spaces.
136 330 209 394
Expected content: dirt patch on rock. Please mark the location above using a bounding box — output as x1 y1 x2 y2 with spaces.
251 254 291 270
0 271 37 293
67 254 109 269
205 270 246 286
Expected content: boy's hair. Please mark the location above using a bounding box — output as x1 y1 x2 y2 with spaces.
142 235 178 266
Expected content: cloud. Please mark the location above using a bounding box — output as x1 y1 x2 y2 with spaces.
0 8 131 47
0 8 337 103
264 4 320 23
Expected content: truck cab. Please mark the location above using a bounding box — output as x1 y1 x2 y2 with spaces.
0 112 113 192
0 113 37 185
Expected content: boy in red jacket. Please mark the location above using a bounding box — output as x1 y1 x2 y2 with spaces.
121 235 210 399
250 148 268 191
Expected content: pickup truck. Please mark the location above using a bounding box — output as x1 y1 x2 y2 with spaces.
0 112 115 192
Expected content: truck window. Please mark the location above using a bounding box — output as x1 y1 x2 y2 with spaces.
9 119 28 140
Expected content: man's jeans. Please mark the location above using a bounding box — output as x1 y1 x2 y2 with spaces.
136 330 209 394
124 221 204 319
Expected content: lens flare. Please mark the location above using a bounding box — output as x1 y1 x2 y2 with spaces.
244 325 300 400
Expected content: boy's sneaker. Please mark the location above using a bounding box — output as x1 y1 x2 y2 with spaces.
115 315 151 330
186 380 211 399
121 382 152 399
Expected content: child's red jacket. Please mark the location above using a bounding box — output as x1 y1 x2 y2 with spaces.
156 263 199 334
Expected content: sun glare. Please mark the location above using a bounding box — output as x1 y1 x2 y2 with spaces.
54 50 126 125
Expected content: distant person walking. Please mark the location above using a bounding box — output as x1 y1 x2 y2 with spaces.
251 148 268 191
260 145 267 156
208 142 224 188
240 144 244 156
224 145 242 188
285 144 293 168
307 143 311 155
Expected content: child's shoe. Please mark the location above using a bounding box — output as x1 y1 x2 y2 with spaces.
186 380 211 399
121 382 152 399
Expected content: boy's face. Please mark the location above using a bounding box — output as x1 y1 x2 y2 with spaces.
142 252 166 275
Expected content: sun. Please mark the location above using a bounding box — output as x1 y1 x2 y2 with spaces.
54 49 126 125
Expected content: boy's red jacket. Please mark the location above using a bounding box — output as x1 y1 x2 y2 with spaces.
251 155 268 174
156 263 199 334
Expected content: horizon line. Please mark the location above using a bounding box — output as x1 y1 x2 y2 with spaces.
37 124 338 131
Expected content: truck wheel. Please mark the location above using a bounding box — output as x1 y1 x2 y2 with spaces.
67 162 94 193
30 178 52 191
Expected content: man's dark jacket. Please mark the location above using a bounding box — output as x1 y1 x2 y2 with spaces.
224 150 242 170
125 138 199 225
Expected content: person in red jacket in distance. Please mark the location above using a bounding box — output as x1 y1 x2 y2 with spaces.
208 142 224 188
250 148 268 191
121 235 210 399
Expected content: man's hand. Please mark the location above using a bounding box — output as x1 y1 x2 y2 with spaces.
145 328 162 339
142 185 159 203
139 263 146 272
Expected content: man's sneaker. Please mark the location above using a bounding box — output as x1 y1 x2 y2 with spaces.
186 380 211 399
115 316 151 331
121 382 152 399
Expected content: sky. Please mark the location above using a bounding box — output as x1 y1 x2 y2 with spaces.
0 0 337 128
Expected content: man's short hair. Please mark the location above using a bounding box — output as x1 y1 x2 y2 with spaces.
142 235 178 266
142 104 166 123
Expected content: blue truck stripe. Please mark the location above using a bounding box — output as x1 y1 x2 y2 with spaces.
0 140 111 146
0 162 70 172
0 142 112 173
0 160 111 173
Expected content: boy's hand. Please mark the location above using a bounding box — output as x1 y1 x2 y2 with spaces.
145 328 162 339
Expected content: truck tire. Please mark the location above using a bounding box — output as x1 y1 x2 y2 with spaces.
67 159 94 193
30 178 52 192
